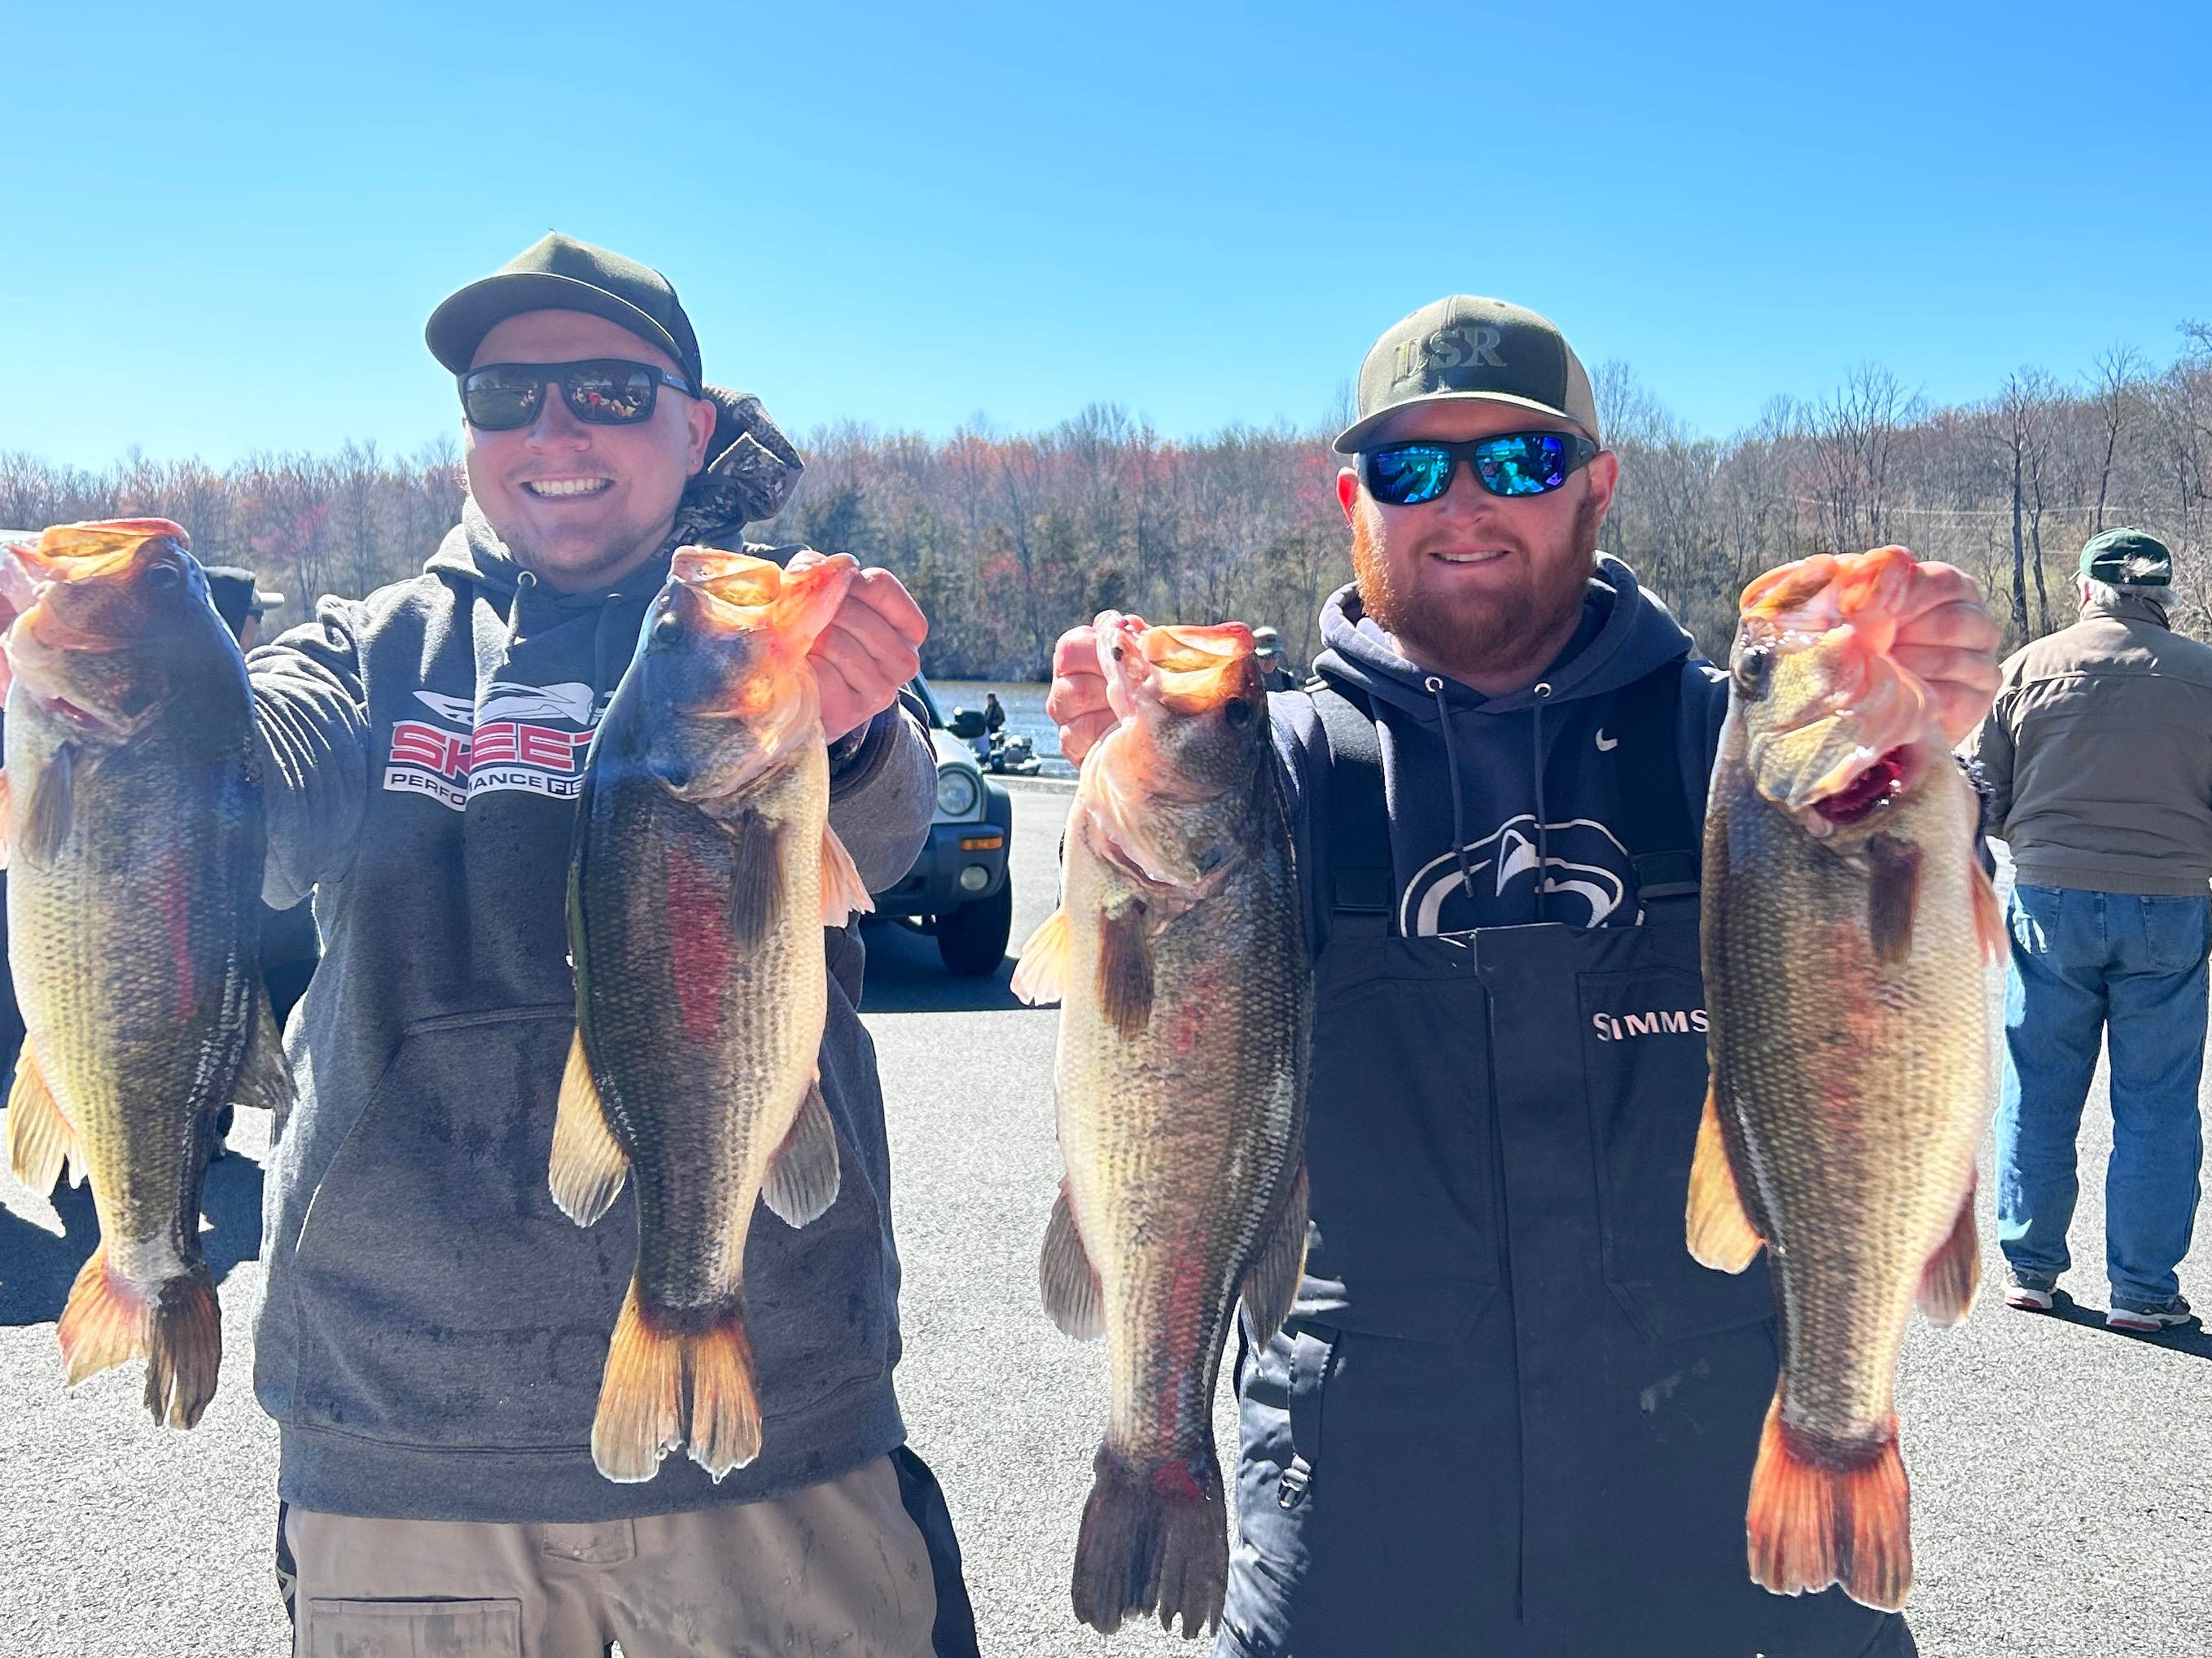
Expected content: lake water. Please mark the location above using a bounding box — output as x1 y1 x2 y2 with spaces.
928 679 1074 777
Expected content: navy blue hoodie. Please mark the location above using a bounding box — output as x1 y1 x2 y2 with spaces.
1274 556 1728 942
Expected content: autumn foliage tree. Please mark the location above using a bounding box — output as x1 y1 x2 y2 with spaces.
4 327 2206 673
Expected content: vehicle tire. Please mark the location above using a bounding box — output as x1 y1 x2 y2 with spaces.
936 882 1014 976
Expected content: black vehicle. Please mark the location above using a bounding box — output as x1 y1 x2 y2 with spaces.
868 678 1014 975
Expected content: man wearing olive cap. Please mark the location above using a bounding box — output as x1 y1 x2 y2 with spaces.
1052 296 2002 1655
1967 527 2212 1333
247 234 974 1656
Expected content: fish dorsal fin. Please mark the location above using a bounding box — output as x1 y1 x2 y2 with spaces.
819 822 874 925
1686 1083 1763 1273
1040 1179 1105 1340
549 1029 629 1226
7 1041 81 1191
1240 1162 1310 1346
1010 906 1070 1006
234 984 296 1132
1917 1170 1980 1326
760 1077 841 1228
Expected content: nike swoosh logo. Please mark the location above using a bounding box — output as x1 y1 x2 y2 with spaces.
1595 729 1619 752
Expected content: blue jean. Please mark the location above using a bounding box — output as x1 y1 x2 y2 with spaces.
1995 883 2210 1305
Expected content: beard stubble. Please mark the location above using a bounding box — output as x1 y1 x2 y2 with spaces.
1351 491 1605 687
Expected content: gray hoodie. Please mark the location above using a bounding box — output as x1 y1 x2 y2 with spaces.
248 499 935 1521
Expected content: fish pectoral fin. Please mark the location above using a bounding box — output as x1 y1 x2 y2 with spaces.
819 822 874 924
729 812 786 950
1096 901 1154 1037
549 1029 629 1226
21 740 77 866
760 1077 841 1228
1009 907 1071 1006
1040 1179 1105 1340
1917 1170 1980 1326
7 1041 81 1191
1866 831 1921 967
1239 1162 1310 1346
1747 1391 1911 1612
593 1280 761 1485
0 768 12 868
233 983 296 1129
1686 1083 1763 1272
1971 856 2004 965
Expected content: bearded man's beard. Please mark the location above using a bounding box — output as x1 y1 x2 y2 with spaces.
1351 491 1605 686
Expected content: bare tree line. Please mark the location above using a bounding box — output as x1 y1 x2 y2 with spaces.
2 327 2205 675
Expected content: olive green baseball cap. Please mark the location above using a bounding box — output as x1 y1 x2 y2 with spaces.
2077 527 2173 586
425 233 704 392
1335 296 1599 454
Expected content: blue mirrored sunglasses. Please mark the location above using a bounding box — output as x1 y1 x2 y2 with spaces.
1360 432 1599 506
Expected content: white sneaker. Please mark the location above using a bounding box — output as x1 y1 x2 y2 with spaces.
2003 1274 2056 1312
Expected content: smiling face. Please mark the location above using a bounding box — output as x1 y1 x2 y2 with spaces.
463 309 719 594
1336 400 1618 695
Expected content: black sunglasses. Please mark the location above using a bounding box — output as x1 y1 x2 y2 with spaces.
458 359 695 431
1359 431 1600 507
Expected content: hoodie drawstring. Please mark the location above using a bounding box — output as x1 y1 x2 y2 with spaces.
1531 681 1554 923
591 592 624 696
502 568 537 661
1426 676 1478 901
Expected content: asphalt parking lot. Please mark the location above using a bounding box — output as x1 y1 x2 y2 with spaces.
2 780 2208 1656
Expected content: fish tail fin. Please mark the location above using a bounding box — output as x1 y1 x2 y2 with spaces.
1009 906 1069 1005
58 1247 222 1428
591 1281 760 1485
1686 1084 1763 1272
1746 1391 1912 1612
7 1041 81 1191
1071 1441 1226 1639
1971 856 2004 965
145 1268 223 1428
1917 1169 1980 1326
820 822 874 924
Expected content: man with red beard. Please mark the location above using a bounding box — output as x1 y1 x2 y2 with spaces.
1049 297 2001 1656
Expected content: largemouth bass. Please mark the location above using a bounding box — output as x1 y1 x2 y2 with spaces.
1 519 287 1428
553 547 873 1484
1692 546 2000 1610
1012 613 1308 1639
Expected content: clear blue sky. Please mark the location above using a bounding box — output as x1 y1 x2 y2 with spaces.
5 2 2207 467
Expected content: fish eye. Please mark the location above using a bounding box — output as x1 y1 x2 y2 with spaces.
650 611 682 645
1732 644 1772 703
147 562 183 590
1110 645 1125 662
1223 699 1253 726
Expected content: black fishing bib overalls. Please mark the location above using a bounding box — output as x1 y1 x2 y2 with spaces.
1217 668 1912 1658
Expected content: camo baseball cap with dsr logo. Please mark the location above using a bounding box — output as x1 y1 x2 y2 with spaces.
1335 296 1601 454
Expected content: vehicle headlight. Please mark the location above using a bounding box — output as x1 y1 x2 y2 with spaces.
935 765 981 818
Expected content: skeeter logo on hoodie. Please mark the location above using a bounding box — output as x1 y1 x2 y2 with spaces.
383 681 603 811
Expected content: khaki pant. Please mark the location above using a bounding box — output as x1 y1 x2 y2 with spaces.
283 1454 937 1658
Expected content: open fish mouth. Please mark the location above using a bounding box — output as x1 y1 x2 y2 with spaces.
1809 747 1909 826
1097 615 1261 722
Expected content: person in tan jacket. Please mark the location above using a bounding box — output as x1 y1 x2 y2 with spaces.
1966 528 2212 1332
